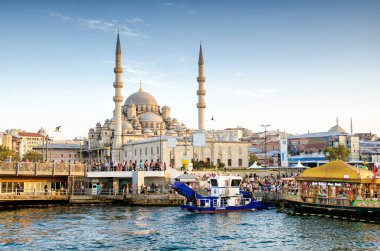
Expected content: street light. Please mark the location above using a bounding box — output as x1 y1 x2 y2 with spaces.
261 124 271 167
159 121 165 164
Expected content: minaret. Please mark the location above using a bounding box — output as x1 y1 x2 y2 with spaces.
112 32 124 155
350 117 353 135
196 43 206 132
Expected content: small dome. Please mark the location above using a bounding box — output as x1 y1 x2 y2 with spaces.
122 120 133 129
96 122 101 127
143 128 154 135
105 119 110 123
162 105 170 110
124 89 158 106
166 130 177 136
139 112 163 122
108 120 115 130
176 124 183 132
89 128 95 132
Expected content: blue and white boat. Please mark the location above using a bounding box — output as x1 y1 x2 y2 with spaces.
173 175 267 213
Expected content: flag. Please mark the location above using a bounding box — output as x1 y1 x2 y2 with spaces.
374 162 379 175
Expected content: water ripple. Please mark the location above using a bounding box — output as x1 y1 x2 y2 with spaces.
0 206 379 250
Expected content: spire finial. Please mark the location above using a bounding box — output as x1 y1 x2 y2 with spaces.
336 116 339 126
198 42 204 65
116 31 121 54
139 80 143 92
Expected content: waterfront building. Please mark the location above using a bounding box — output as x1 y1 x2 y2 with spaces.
282 120 360 167
33 141 82 163
207 127 252 141
359 141 380 162
0 129 46 159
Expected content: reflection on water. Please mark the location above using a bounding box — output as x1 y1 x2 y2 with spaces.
0 206 379 250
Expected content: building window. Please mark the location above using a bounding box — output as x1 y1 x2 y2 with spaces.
135 149 137 156
61 154 63 157
69 154 72 157
228 159 232 167
217 159 221 164
151 147 153 154
238 159 242 167
145 147 147 155
105 132 108 135
74 154 76 158
139 148 142 156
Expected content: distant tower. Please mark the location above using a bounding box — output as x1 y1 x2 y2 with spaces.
336 116 339 127
350 117 353 136
112 32 124 155
196 43 206 132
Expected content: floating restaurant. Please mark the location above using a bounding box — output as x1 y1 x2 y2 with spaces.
283 160 380 222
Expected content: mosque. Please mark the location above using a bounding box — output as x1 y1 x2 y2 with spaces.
87 33 249 168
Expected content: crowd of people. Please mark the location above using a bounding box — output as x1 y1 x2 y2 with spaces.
89 160 167 172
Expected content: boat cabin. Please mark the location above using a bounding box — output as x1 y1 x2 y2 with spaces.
210 176 242 197
283 160 380 207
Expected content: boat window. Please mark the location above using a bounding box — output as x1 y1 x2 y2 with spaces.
210 179 218 187
231 179 241 187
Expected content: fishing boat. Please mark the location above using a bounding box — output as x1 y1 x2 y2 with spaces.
282 160 380 222
172 175 266 213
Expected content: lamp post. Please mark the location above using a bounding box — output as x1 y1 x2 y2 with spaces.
261 124 270 167
159 122 165 164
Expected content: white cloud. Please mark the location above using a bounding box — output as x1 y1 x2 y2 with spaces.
213 86 277 99
126 17 144 24
48 11 140 38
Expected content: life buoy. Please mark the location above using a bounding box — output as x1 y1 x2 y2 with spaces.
235 199 241 206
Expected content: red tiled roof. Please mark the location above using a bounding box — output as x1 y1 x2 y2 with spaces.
18 132 44 137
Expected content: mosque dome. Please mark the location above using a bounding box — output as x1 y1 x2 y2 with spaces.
124 89 158 106
139 112 163 122
328 125 346 134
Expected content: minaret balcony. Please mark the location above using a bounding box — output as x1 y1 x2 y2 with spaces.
113 96 124 103
197 103 206 108
197 77 206 82
114 68 123 74
197 90 206 95
113 81 124 88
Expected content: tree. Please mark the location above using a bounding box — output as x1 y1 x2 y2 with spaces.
0 145 19 161
323 144 350 162
249 153 260 166
23 151 43 162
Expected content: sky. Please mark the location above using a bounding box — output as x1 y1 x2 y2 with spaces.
0 0 379 139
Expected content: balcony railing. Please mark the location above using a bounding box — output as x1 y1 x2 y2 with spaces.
0 162 86 177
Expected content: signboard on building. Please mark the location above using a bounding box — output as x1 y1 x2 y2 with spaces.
193 132 206 147
168 137 177 148
280 139 288 167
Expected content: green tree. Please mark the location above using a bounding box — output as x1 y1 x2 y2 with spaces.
0 145 19 161
22 151 43 162
249 153 260 166
323 144 350 162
